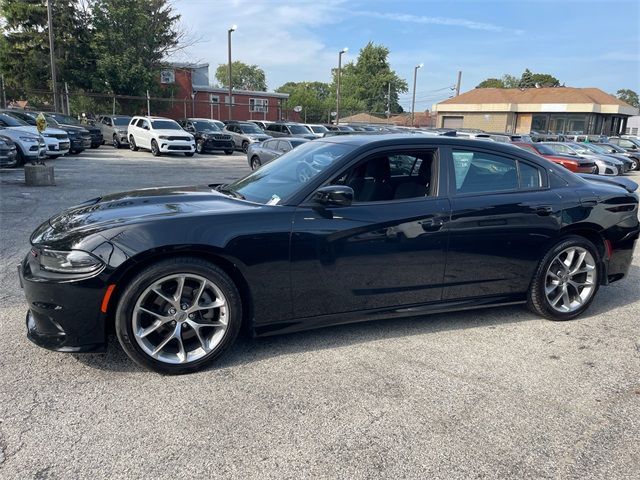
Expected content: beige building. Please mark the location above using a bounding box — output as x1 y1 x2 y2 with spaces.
434 87 639 136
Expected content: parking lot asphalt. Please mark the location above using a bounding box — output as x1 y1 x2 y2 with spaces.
1 147 639 479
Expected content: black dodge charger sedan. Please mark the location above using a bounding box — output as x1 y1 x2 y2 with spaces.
19 135 639 374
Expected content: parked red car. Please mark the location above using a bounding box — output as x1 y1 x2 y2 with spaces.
514 142 597 174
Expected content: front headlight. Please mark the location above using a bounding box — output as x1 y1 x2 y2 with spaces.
39 249 103 274
117 129 127 135
19 136 38 143
158 135 169 140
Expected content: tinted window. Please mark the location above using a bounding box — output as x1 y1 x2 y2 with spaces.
288 125 311 134
519 162 542 189
310 125 328 133
50 113 81 125
388 155 421 176
151 120 181 130
453 150 518 194
136 119 145 127
113 117 131 126
0 113 27 126
239 123 263 134
102 117 112 126
263 140 277 149
192 120 221 131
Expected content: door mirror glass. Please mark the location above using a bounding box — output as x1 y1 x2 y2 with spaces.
311 185 354 207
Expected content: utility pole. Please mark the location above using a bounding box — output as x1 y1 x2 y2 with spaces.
386 82 391 120
46 0 59 112
65 82 70 115
0 75 6 109
411 63 423 127
455 70 463 96
146 90 150 116
227 25 237 121
336 47 348 125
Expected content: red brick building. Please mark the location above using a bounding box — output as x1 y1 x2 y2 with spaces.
157 63 293 121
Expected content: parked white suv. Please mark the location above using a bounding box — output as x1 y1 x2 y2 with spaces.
128 116 195 156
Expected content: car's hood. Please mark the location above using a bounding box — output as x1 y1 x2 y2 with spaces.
46 185 258 233
247 134 270 140
9 125 68 136
57 125 89 134
153 129 193 137
3 127 40 139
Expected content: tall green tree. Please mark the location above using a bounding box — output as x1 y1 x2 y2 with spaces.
92 0 181 96
0 0 94 94
331 42 408 115
276 81 332 122
616 89 639 108
215 62 267 91
476 70 561 89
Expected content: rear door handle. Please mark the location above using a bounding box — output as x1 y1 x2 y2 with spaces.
533 205 553 216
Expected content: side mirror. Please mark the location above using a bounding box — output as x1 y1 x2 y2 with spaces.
311 185 354 207
143 125 149 130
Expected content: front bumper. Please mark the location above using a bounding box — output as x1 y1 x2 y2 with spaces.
90 132 103 147
69 137 87 151
44 138 70 156
159 140 195 153
202 138 235 151
19 254 108 353
0 147 18 167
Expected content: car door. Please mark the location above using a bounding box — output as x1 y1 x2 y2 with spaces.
228 125 241 147
136 119 151 148
262 140 280 162
290 146 450 318
442 146 562 300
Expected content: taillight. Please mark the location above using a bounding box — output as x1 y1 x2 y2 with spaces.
562 160 579 172
604 239 613 259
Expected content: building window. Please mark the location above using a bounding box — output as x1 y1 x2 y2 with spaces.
632 127 638 135
210 95 220 104
531 114 547 133
250 98 268 113
224 95 235 106
160 69 175 84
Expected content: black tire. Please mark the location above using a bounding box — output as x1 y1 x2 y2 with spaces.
69 149 83 155
48 155 60 159
250 156 261 170
196 141 204 154
224 150 233 155
90 144 100 149
115 257 242 374
113 134 120 149
527 235 600 321
241 141 249 153
185 152 194 157
15 148 25 166
129 136 138 151
151 139 161 157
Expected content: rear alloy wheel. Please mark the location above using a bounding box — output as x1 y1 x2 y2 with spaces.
242 141 249 153
115 257 242 374
250 156 261 170
129 136 138 151
151 139 161 156
527 236 600 320
113 134 120 149
629 158 638 171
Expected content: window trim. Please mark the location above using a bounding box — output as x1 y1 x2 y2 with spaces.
249 98 269 113
446 146 549 198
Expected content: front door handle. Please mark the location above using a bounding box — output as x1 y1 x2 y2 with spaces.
421 218 444 232
533 205 553 216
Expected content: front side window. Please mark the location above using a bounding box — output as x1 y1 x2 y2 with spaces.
278 140 292 152
288 125 312 134
330 150 437 202
452 149 542 194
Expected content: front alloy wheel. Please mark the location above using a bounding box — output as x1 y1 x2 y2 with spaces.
151 139 160 156
196 141 204 154
116 258 242 374
113 134 120 149
242 141 249 153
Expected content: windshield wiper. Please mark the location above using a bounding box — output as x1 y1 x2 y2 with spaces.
216 184 245 200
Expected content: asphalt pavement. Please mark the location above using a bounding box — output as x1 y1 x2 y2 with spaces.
1 146 639 479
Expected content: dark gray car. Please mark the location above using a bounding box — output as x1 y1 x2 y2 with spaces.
246 137 310 170
265 122 316 140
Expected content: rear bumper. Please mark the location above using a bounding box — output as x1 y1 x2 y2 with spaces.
0 148 18 167
605 227 639 283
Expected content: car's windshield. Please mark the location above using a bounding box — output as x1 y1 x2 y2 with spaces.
193 121 221 131
597 143 624 152
224 141 355 204
239 123 263 134
151 120 181 130
44 115 61 127
309 125 328 133
288 124 311 134
582 144 606 154
49 113 81 125
0 113 28 126
113 117 131 126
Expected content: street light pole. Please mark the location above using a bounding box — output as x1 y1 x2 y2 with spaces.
336 47 348 125
411 63 423 127
46 0 59 111
227 25 237 121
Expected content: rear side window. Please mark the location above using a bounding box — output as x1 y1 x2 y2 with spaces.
452 150 542 194
277 140 292 152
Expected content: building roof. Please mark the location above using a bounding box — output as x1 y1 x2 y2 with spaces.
167 62 210 70
390 111 435 127
436 87 638 116
193 85 289 99
340 113 388 124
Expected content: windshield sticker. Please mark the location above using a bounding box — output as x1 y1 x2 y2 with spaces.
266 195 281 206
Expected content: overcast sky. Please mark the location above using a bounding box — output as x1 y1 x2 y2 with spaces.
170 0 640 111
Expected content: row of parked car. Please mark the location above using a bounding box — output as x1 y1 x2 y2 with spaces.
0 109 103 167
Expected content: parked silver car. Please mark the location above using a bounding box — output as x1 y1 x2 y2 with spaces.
265 122 316 140
96 115 132 148
224 122 271 152
246 137 310 170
